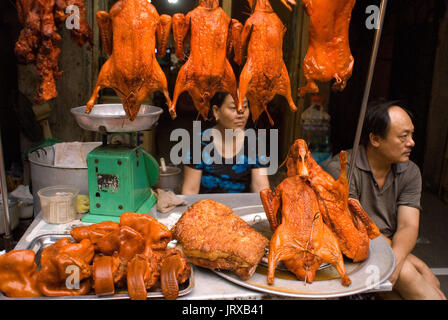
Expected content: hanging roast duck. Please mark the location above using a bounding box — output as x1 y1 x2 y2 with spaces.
237 0 297 125
85 0 172 120
281 0 356 96
170 0 242 120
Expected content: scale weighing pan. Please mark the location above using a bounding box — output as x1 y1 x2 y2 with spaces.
71 104 163 133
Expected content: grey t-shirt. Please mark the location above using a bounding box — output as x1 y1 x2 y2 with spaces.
323 146 422 239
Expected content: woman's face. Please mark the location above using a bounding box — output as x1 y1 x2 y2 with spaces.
212 94 249 130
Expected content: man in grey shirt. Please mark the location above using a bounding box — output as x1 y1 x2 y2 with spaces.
324 101 445 300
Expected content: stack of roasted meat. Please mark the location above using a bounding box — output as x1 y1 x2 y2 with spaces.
0 212 190 300
172 139 380 288
261 139 380 286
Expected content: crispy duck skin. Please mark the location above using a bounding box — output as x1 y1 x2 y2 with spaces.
36 238 94 296
86 0 172 121
172 199 268 280
0 250 42 297
285 139 380 262
170 0 240 120
237 0 297 125
260 178 351 286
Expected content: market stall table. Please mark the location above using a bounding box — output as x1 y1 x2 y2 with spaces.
13 193 393 300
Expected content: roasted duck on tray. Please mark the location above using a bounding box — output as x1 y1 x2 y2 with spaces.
172 199 268 280
260 139 380 286
0 213 191 300
237 0 297 125
170 0 241 120
86 0 172 121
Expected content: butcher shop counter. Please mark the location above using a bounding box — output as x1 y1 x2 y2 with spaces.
14 193 393 300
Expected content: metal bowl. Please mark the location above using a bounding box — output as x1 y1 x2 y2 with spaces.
71 104 163 133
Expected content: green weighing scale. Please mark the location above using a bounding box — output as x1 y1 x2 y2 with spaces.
71 104 163 223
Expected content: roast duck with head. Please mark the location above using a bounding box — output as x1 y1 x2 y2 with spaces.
281 0 356 96
86 0 172 120
170 0 242 120
260 139 380 286
236 0 297 125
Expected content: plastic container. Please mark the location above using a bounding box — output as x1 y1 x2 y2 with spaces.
0 197 19 234
38 185 80 224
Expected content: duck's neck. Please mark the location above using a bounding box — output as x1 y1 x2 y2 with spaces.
253 0 273 12
199 0 219 9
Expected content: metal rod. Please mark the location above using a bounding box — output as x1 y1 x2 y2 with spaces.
348 0 389 186
0 130 13 250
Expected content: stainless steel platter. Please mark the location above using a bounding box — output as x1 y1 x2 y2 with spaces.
212 205 395 299
71 104 163 133
0 234 194 300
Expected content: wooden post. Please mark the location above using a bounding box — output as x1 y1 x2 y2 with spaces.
222 0 232 16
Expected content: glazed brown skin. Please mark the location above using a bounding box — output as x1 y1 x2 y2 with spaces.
298 0 356 96
86 0 172 120
285 139 380 262
0 250 41 297
262 177 351 286
237 0 297 125
36 238 94 296
160 249 191 300
170 0 240 120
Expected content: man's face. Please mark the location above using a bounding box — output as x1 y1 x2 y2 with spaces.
374 106 415 163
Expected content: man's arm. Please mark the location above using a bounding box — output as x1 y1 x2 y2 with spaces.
388 205 420 285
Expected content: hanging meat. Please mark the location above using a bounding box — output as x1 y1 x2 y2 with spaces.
280 0 356 96
260 177 352 286
237 0 297 125
170 0 241 119
283 139 380 262
86 0 172 121
14 0 92 103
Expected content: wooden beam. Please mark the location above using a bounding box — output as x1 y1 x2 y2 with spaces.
222 0 232 16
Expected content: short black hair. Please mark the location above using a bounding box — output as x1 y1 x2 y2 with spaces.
360 99 413 146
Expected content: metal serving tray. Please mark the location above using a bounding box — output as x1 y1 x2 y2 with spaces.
71 104 163 133
0 234 194 300
212 205 395 299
